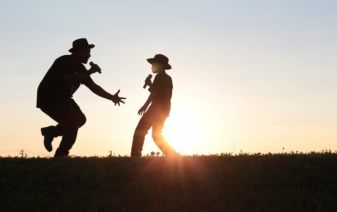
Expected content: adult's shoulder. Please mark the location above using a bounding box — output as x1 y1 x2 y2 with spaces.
54 55 72 64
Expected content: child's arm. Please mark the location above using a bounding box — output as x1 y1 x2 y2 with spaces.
138 92 157 115
139 76 156 115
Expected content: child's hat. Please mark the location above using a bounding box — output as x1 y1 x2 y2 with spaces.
147 54 171 70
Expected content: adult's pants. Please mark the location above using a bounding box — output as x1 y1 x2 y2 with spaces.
40 98 86 157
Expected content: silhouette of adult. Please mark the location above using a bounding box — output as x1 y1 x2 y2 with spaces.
37 38 126 157
131 54 178 157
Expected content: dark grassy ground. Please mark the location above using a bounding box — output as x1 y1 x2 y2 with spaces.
1 152 337 212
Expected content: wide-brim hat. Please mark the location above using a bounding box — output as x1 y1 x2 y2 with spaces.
147 54 171 70
69 38 95 53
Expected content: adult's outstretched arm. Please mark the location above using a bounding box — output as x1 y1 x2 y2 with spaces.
86 82 126 106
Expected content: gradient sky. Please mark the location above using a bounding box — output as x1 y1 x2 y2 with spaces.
0 1 336 157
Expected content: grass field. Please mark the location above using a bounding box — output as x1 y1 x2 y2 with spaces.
1 152 337 211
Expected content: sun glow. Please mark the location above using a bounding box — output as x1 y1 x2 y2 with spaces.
163 111 203 155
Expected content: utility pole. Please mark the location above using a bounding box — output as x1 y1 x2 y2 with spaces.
234 140 235 154
19 149 25 158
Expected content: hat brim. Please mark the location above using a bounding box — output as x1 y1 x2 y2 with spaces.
147 58 171 70
69 44 95 53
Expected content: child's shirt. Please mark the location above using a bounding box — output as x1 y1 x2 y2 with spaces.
149 71 173 117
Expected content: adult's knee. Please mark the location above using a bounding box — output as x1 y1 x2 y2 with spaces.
78 115 86 128
64 115 85 130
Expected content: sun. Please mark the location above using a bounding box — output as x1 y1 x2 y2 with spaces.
162 112 202 155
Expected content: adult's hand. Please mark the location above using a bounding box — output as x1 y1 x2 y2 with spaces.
89 62 101 74
138 105 147 116
111 90 126 106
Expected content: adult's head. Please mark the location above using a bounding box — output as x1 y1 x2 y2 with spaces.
69 38 95 64
147 54 171 74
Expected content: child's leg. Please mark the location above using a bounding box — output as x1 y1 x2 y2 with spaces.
131 113 152 157
152 118 177 156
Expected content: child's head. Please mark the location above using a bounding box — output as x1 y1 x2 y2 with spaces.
151 62 164 74
147 54 171 74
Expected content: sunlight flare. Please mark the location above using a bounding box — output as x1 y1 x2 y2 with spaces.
163 111 203 155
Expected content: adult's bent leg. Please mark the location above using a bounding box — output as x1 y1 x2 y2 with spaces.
40 107 66 152
41 98 86 157
54 99 86 157
54 128 78 157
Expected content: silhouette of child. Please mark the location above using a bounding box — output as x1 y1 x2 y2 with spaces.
131 54 178 157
